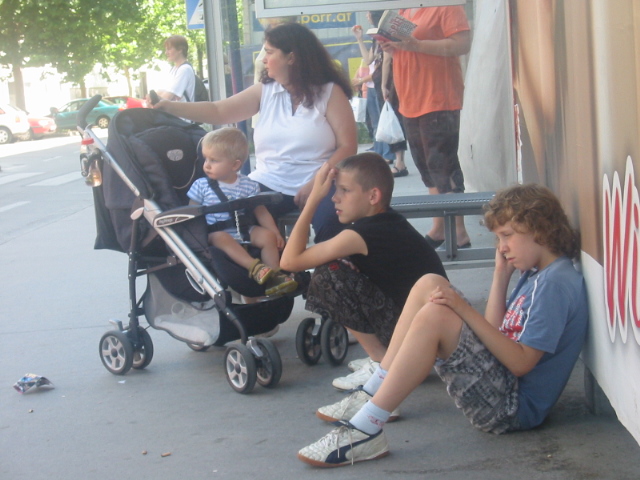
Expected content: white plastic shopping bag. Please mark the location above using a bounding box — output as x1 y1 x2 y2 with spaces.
376 101 405 144
350 97 367 123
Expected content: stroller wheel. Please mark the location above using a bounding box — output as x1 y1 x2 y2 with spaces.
131 327 154 370
224 344 257 394
253 338 282 388
187 343 211 352
295 317 322 365
320 319 348 366
99 330 134 375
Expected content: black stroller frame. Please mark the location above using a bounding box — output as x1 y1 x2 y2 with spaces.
78 96 350 394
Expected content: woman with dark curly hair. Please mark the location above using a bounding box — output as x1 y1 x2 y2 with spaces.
155 23 357 242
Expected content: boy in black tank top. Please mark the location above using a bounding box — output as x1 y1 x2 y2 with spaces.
281 152 446 391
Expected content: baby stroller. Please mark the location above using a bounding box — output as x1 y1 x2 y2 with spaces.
78 95 314 394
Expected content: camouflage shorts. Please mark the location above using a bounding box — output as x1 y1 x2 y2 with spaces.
435 323 521 434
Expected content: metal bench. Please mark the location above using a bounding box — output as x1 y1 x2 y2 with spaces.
389 191 495 268
277 191 496 269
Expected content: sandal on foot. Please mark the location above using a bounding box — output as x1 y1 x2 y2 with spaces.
425 235 444 249
249 259 274 285
265 272 298 296
391 166 408 177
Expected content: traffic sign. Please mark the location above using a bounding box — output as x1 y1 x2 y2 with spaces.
186 0 204 30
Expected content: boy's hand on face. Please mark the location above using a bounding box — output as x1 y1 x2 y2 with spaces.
494 248 517 277
303 162 337 209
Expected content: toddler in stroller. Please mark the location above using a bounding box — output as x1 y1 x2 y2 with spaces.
186 127 297 297
79 96 302 393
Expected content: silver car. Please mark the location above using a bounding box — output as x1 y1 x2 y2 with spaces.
0 103 30 144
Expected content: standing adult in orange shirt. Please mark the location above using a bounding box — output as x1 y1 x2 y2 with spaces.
381 6 471 248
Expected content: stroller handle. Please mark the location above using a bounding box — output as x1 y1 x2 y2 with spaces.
77 94 103 130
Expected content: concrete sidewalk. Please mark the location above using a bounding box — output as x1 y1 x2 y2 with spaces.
1 148 639 479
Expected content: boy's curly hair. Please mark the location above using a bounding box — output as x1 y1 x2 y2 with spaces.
484 184 580 259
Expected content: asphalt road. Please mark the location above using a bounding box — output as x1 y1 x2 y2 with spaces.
1 135 639 479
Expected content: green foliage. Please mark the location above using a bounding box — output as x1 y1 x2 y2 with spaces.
0 0 208 101
1 0 141 82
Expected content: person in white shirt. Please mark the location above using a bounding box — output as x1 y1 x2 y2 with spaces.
155 23 357 242
156 35 195 103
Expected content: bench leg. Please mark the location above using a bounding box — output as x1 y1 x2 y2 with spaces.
443 214 458 259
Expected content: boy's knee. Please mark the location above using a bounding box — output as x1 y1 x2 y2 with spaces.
414 273 448 291
415 301 462 336
209 231 228 244
258 226 277 242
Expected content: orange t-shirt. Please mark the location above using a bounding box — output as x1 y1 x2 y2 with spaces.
393 6 470 118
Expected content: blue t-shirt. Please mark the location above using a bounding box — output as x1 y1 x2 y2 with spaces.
187 174 260 240
501 256 589 430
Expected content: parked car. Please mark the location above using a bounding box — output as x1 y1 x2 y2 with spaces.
21 110 57 140
0 103 30 144
49 98 123 130
104 96 146 109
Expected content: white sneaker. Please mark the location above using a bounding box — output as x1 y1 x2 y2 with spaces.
332 359 378 391
297 422 389 467
316 386 400 423
347 356 370 372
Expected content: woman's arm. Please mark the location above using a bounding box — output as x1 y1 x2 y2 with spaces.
381 51 392 100
157 90 180 101
388 30 471 57
154 83 263 124
352 25 374 64
293 86 357 208
320 86 358 170
352 74 373 90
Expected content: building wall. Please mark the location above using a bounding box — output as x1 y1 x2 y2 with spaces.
511 0 640 444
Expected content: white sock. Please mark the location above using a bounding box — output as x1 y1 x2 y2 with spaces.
349 400 390 435
362 364 387 396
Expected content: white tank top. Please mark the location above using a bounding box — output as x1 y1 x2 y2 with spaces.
250 81 336 196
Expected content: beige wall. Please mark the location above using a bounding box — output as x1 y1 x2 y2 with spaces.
511 0 639 261
511 0 640 445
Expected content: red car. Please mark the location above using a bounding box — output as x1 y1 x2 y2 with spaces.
104 96 146 109
25 113 57 140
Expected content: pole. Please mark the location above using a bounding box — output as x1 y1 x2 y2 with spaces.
202 0 227 103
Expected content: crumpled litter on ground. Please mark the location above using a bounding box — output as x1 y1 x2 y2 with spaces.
13 373 54 394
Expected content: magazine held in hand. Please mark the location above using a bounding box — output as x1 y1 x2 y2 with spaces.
367 10 417 42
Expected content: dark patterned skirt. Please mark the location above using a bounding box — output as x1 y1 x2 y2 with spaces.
305 261 401 346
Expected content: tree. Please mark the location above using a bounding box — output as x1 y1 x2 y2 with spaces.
102 0 188 96
1 0 210 106
105 0 207 96
0 0 142 107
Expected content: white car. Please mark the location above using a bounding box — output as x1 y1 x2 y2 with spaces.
0 103 30 144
